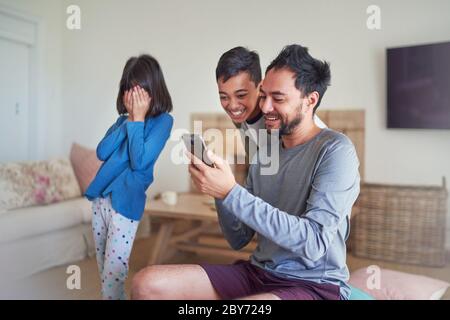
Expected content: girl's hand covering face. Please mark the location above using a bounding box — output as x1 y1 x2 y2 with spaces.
124 86 152 121
123 89 133 116
131 86 151 122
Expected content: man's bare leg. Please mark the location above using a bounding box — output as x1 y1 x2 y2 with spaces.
131 264 220 300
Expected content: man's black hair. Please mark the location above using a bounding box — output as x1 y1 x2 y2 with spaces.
266 44 331 112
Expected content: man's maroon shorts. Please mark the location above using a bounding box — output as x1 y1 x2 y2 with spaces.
199 260 341 300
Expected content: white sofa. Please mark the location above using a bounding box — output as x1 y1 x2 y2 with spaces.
0 197 94 283
0 155 150 291
0 197 150 277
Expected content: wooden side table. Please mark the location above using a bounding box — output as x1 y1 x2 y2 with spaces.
144 193 253 265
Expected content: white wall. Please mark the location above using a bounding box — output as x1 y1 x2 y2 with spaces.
59 0 450 245
4 0 449 246
0 0 64 159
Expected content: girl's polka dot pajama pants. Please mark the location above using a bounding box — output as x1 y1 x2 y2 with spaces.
92 196 139 300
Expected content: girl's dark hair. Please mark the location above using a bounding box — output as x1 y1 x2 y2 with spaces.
266 44 331 113
117 54 173 118
216 47 262 86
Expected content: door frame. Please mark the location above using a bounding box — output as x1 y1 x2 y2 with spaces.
0 4 44 160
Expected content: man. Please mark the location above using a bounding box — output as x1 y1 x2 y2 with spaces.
131 45 360 300
215 46 327 161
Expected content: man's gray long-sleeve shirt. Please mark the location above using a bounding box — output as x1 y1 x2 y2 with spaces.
215 128 360 299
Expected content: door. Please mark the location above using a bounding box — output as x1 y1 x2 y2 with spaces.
0 37 30 163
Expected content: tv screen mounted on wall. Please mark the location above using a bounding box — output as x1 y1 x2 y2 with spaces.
387 41 450 129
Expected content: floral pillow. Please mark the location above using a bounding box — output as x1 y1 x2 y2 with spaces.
0 158 81 213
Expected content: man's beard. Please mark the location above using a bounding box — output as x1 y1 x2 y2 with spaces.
279 106 303 136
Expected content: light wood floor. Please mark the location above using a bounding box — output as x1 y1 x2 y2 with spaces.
5 233 450 300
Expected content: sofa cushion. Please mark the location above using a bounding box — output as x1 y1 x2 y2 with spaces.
0 158 81 213
0 197 91 244
70 143 102 194
349 267 450 300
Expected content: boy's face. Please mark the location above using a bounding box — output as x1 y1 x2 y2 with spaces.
217 72 260 123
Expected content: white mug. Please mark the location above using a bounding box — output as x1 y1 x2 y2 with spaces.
161 191 178 206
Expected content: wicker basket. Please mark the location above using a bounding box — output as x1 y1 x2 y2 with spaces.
350 178 448 267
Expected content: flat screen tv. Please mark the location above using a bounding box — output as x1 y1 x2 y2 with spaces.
387 41 450 129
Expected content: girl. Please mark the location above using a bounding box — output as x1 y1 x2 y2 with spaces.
85 54 173 300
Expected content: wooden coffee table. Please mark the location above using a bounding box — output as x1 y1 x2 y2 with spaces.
144 192 253 265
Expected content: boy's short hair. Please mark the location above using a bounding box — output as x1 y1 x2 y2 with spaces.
216 47 261 86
